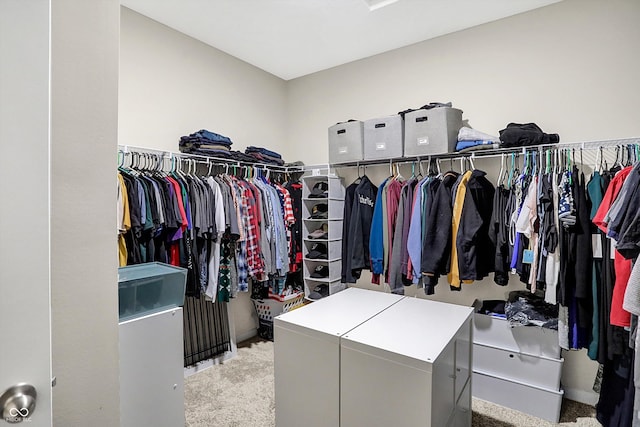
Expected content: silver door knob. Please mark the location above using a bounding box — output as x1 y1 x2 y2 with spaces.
0 384 37 424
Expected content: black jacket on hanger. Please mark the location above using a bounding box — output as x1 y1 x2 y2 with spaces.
421 172 459 293
489 185 513 286
347 175 377 282
457 169 496 281
341 181 358 283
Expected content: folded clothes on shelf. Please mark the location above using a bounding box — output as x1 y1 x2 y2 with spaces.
245 146 282 159
499 122 560 147
194 129 232 144
455 140 499 152
179 129 233 148
457 126 500 143
179 147 258 163
245 151 285 166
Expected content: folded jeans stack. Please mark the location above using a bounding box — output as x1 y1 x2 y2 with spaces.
245 146 285 166
179 129 233 151
179 129 265 162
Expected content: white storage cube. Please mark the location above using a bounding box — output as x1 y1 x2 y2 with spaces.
472 371 564 423
304 239 341 261
473 312 561 359
473 343 564 390
303 278 346 298
363 115 403 160
302 198 344 221
340 298 473 427
302 176 346 199
304 219 342 241
328 121 364 163
404 107 462 156
274 288 404 427
303 258 342 282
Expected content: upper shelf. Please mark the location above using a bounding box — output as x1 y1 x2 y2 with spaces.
304 136 640 169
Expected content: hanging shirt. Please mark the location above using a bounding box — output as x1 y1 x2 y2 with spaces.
448 170 473 289
341 181 359 283
421 173 458 294
117 173 131 267
370 179 388 283
385 178 403 282
407 176 429 284
348 176 378 282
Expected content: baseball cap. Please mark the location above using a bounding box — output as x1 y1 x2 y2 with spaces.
307 242 328 259
309 181 329 199
309 203 328 219
307 223 328 239
310 265 329 278
308 284 329 300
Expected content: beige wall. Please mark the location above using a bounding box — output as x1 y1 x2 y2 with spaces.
119 7 288 155
119 7 290 341
286 0 640 165
119 0 640 405
51 0 121 425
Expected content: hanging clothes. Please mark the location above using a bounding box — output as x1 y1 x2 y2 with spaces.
345 175 377 283
369 178 388 284
421 172 458 294
389 177 417 293
489 183 513 287
341 180 358 283
457 169 496 282
118 162 302 302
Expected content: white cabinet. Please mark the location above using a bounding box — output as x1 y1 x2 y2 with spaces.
273 288 404 427
119 308 185 427
472 311 564 423
340 297 473 427
301 174 346 299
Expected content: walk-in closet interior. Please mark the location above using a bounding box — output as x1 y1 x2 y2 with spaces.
2 0 640 426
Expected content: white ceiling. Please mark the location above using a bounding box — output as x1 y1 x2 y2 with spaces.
121 0 562 81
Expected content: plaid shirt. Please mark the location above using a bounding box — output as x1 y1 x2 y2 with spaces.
238 180 265 281
277 184 295 226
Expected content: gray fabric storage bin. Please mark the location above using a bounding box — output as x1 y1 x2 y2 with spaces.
363 115 404 160
404 107 463 156
328 121 364 163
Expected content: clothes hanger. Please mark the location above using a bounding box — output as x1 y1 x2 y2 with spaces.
497 153 505 186
354 163 363 184
395 163 404 181
507 153 515 187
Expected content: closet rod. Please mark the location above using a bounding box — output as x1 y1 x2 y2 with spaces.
118 144 304 172
305 136 640 169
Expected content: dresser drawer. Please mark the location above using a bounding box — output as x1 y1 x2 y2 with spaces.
473 313 560 359
472 371 563 423
473 343 563 390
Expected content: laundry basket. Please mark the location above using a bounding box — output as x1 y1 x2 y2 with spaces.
252 292 305 341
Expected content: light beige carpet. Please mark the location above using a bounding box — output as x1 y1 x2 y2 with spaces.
185 337 601 427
